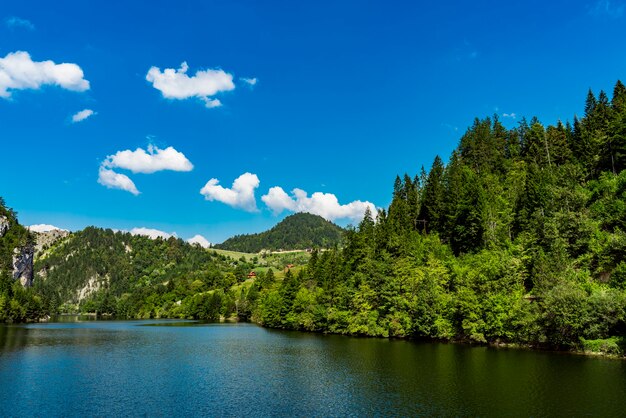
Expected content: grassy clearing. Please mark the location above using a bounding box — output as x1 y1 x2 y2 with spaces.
210 248 257 262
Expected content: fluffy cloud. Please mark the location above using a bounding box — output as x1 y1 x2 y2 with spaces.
187 234 211 248
502 112 517 119
5 16 35 30
146 61 234 107
102 144 193 174
200 172 260 212
97 167 140 195
130 227 176 240
97 145 193 195
262 187 297 212
71 108 96 123
241 77 257 86
262 187 376 223
0 51 89 98
27 224 68 233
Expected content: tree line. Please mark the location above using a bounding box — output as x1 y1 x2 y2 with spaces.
251 82 626 354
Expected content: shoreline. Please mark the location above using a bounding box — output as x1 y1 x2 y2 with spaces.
9 314 625 360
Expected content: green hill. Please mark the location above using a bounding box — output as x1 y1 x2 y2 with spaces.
34 226 238 315
215 213 344 252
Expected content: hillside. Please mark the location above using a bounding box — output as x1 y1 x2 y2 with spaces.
0 198 43 322
34 226 238 312
215 213 344 252
250 81 626 354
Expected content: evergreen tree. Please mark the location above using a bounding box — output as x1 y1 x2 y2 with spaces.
418 155 446 233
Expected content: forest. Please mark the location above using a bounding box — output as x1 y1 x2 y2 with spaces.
1 81 626 354
251 82 626 353
215 212 344 252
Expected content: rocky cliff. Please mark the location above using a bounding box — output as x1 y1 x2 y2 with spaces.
0 216 9 238
32 229 70 257
0 200 35 287
12 244 34 287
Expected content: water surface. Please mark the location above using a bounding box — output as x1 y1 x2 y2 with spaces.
1 320 625 416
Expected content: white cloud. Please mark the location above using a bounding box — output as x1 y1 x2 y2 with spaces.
263 187 297 212
97 167 140 195
201 97 222 108
97 145 193 195
5 16 35 30
27 224 68 233
502 113 517 119
0 51 89 98
146 61 234 107
241 77 257 86
262 187 376 223
200 172 260 212
130 227 176 240
71 108 96 123
102 144 193 174
187 234 211 248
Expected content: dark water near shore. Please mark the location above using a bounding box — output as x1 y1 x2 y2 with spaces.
1 320 625 417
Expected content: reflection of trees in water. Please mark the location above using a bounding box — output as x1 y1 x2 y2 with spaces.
0 323 136 355
0 326 29 354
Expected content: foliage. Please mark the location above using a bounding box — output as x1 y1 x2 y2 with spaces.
215 213 344 252
0 198 44 322
248 82 626 352
4 81 626 355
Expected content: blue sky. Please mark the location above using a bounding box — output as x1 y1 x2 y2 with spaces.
1 0 625 244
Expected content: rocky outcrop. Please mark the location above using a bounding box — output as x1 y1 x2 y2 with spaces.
33 229 70 257
12 244 34 287
76 275 108 301
0 216 8 238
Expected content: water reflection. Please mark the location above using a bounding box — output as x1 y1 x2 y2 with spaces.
1 320 625 417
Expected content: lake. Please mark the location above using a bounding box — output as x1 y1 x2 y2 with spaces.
1 320 625 417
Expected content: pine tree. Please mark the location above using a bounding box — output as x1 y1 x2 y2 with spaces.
418 155 446 233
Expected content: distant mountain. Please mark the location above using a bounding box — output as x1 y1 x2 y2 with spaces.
35 226 229 307
215 213 344 253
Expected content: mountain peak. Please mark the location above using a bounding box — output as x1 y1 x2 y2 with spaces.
215 212 344 252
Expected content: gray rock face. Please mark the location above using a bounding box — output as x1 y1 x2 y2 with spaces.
0 216 8 238
33 229 70 256
13 244 35 287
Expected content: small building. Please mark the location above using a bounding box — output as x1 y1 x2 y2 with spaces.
247 271 257 279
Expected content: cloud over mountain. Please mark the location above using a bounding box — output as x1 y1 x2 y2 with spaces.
187 234 211 248
130 227 176 240
200 172 260 212
262 186 376 223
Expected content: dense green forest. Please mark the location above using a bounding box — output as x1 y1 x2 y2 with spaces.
32 227 266 319
250 82 626 354
2 82 626 355
0 198 45 322
216 213 344 252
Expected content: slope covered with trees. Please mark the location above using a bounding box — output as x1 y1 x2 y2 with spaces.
216 213 344 252
251 82 626 354
0 198 44 322
34 227 262 319
4 82 626 356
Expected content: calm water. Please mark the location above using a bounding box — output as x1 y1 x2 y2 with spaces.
1 320 625 417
